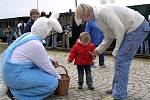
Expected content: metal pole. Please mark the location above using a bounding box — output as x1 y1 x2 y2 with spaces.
75 0 77 7
37 0 38 10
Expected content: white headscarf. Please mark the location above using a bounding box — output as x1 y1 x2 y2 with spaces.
31 13 62 39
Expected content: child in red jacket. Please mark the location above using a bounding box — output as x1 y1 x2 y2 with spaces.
68 32 95 90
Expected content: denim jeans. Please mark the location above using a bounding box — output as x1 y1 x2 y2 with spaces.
95 45 105 66
112 20 149 100
140 40 149 55
99 53 105 65
77 65 93 86
51 33 57 48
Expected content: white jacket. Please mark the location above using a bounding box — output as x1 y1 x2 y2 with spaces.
93 4 145 56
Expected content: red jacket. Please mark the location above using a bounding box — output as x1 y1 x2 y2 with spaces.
68 40 95 65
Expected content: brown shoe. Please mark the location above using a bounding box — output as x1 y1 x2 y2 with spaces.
106 90 112 94
99 64 106 68
78 85 83 89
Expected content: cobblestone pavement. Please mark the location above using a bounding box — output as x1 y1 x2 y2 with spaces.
0 51 150 100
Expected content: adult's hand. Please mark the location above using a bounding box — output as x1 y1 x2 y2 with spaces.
89 49 99 59
51 59 59 68
93 49 99 56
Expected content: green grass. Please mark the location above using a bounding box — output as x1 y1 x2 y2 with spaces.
0 43 8 53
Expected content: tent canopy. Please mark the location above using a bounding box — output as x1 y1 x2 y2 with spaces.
0 0 150 19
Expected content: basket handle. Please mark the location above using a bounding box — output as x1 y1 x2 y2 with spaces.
58 65 69 76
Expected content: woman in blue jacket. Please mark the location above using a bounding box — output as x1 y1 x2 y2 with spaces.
85 20 105 68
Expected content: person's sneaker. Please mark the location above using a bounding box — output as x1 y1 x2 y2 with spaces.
106 89 112 94
88 85 95 90
103 96 115 100
99 64 106 68
104 95 128 100
78 85 83 89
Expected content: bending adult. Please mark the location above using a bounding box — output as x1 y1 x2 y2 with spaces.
1 13 62 100
74 3 150 100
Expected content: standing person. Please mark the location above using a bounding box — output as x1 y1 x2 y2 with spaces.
70 15 86 48
49 13 61 48
68 32 95 90
74 3 150 100
62 25 72 49
5 26 12 45
17 21 25 37
1 14 62 100
51 31 57 48
23 9 40 33
45 33 51 49
139 36 150 55
85 20 105 68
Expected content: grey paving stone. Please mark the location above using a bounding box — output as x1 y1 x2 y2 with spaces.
0 51 150 100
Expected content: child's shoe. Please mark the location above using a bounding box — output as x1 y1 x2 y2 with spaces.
88 85 95 90
78 85 83 89
99 64 106 68
105 89 112 94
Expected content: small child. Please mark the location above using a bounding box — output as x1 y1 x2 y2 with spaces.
68 32 95 90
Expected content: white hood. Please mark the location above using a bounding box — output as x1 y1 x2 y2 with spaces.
31 13 62 39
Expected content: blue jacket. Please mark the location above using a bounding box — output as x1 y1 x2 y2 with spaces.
23 18 34 33
85 20 104 46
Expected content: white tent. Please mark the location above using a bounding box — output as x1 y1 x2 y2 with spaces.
0 0 150 19
0 0 76 19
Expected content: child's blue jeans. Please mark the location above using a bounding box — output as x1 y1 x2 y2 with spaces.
77 65 93 86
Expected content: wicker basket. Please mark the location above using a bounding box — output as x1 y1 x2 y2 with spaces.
55 65 71 96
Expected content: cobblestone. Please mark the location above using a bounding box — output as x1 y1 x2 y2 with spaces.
0 51 150 100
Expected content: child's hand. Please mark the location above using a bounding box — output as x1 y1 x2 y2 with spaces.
89 51 96 60
67 59 71 64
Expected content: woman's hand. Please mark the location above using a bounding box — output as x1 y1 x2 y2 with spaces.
51 59 59 68
112 49 117 58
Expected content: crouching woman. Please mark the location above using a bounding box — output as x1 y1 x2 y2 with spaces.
1 14 62 100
